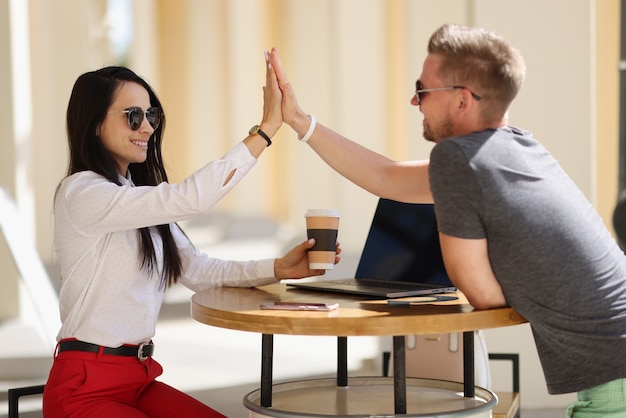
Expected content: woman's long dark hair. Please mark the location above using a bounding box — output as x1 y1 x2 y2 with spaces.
66 66 182 289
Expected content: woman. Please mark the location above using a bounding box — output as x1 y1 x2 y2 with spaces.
43 59 338 417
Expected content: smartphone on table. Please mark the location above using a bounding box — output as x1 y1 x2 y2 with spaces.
260 301 339 311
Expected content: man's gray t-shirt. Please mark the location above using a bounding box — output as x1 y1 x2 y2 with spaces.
429 126 626 394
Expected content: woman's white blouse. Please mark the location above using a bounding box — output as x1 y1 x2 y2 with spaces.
53 142 277 347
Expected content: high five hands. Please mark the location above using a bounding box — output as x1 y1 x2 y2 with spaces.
266 48 313 140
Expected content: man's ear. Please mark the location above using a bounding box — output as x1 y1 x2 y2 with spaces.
456 89 474 115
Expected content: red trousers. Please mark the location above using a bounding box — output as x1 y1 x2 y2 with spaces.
42 342 226 417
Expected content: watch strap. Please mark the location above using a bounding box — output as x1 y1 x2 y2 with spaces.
250 125 271 147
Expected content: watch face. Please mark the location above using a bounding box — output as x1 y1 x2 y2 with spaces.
249 125 260 135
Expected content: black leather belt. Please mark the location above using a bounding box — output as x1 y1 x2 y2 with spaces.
58 340 154 361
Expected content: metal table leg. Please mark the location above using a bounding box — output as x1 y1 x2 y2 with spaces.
392 335 407 414
261 333 274 407
463 331 475 398
337 336 348 387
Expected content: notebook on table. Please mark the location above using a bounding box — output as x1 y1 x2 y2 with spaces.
288 198 456 298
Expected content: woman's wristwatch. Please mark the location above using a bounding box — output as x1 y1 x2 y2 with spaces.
249 125 271 147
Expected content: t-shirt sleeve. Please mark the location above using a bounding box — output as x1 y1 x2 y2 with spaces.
429 139 486 239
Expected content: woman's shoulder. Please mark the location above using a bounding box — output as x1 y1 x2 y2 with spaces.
60 170 106 187
57 170 118 198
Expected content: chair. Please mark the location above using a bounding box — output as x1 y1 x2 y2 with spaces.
0 188 59 416
8 385 46 418
489 353 520 418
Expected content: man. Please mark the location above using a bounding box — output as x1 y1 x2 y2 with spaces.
268 23 626 417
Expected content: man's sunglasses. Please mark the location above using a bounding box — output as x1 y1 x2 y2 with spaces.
108 106 163 131
415 80 482 105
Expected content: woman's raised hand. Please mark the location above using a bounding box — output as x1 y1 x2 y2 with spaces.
260 50 283 137
267 48 312 138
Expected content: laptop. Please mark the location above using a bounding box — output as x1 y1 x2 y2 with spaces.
288 198 456 298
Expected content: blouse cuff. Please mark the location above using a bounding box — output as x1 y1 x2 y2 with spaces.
255 258 278 285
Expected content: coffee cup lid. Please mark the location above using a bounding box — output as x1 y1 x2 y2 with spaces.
305 209 340 218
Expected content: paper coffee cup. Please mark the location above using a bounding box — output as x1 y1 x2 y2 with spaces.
305 209 340 269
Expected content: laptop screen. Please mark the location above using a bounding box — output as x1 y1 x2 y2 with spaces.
354 199 453 286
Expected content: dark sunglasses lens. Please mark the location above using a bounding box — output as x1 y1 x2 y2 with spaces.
415 81 423 103
127 108 143 131
146 108 162 129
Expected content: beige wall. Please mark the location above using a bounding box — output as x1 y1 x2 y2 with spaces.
0 0 620 410
154 0 620 252
596 0 621 228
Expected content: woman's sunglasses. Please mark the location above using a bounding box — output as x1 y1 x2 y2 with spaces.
108 106 163 131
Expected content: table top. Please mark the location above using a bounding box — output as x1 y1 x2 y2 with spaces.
191 283 527 336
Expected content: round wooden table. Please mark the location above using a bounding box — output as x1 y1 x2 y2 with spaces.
191 283 527 415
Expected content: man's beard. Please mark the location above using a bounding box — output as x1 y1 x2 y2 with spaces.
423 115 454 143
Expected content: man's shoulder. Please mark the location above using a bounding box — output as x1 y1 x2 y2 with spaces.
433 130 494 158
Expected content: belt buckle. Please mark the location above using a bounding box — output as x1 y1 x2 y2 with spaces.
137 342 149 362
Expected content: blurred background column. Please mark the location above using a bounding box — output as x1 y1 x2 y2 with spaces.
0 0 20 320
